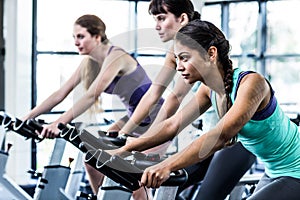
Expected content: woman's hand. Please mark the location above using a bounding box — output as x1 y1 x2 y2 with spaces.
141 162 171 188
39 122 61 139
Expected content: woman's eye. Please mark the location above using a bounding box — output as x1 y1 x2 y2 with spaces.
76 34 84 39
156 16 165 21
181 56 189 62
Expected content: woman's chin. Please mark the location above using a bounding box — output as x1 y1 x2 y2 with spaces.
183 78 195 85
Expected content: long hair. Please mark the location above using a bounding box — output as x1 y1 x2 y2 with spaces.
80 56 103 113
176 20 236 145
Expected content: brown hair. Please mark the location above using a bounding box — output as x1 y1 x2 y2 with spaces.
75 14 108 44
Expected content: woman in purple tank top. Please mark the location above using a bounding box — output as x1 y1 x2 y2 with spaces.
22 14 163 198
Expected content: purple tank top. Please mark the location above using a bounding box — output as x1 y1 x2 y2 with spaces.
104 46 164 124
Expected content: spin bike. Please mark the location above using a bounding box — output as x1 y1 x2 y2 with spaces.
0 112 78 200
58 123 189 200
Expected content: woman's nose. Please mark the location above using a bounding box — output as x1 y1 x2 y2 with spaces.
155 22 161 31
176 61 184 71
74 39 79 46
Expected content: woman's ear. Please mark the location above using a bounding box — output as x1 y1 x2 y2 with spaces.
208 46 217 61
96 35 102 43
180 13 189 26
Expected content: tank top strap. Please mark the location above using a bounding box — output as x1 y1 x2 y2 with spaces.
106 46 126 56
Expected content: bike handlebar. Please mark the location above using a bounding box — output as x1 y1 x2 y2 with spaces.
0 112 44 142
57 123 125 151
57 123 188 191
82 142 187 191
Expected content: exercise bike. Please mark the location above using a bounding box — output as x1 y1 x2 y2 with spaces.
58 123 189 200
0 112 78 200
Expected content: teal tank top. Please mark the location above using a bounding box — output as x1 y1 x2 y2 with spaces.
211 68 300 179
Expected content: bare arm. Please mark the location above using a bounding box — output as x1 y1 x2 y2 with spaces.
119 83 212 153
22 59 85 121
42 51 132 137
140 73 270 188
120 51 192 134
151 76 192 125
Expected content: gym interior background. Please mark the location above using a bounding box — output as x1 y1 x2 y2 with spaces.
1 0 300 189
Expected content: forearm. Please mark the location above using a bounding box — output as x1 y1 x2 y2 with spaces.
54 94 95 125
153 77 192 125
151 94 181 126
120 88 164 134
23 92 63 120
121 118 179 153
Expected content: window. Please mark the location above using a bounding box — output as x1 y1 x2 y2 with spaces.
33 0 300 169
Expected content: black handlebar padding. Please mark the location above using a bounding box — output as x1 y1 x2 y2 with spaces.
79 129 120 151
101 135 126 147
58 123 122 151
0 113 43 141
83 144 141 191
26 119 44 133
111 155 188 187
12 118 43 142
133 159 160 170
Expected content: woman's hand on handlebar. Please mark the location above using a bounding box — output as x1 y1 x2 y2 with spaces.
141 162 171 188
39 122 61 139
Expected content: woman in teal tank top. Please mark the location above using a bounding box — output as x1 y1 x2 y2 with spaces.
113 19 300 199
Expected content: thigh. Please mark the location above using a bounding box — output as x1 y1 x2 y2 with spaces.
248 176 300 200
195 142 256 200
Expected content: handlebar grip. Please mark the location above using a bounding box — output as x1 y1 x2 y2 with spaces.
57 122 67 131
162 169 188 187
13 118 44 142
26 119 44 133
110 155 143 175
58 123 122 151
110 155 188 187
82 142 188 191
80 129 119 151
100 135 126 147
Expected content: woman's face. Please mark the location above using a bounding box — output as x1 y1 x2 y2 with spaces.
73 24 100 55
153 10 183 42
174 41 210 84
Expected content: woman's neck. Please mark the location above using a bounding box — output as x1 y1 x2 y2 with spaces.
205 65 226 96
89 43 111 62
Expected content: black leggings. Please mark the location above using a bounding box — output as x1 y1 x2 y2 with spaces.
248 173 300 200
177 142 256 200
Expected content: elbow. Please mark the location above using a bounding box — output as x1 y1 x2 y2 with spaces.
86 90 100 102
167 93 181 107
165 117 181 139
